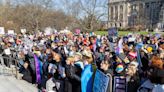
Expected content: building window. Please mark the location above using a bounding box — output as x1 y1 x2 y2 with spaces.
115 6 118 21
111 6 113 20
120 23 122 27
120 5 123 21
146 3 149 8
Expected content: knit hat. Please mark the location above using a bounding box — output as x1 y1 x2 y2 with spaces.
82 50 92 58
115 64 124 73
147 47 153 53
130 61 139 68
75 52 83 60
129 52 137 58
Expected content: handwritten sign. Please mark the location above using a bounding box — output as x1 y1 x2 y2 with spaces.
0 27 5 34
93 69 109 92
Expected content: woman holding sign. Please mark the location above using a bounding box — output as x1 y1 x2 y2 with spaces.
100 56 113 92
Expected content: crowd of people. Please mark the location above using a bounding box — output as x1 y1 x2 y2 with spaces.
0 30 163 92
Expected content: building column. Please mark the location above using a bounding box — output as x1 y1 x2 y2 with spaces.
123 3 128 28
113 5 115 22
112 5 116 27
108 6 111 28
118 5 120 22
115 5 118 27
109 6 112 21
119 4 123 27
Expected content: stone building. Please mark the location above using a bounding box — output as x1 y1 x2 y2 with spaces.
108 0 164 29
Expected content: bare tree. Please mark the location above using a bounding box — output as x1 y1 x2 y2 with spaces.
59 0 108 32
0 0 108 33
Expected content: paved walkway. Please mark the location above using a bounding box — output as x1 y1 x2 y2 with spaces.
0 74 38 92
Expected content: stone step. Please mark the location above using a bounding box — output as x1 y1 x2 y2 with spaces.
0 75 38 92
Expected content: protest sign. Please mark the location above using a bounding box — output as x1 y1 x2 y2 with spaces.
21 29 26 34
93 69 110 92
44 27 52 35
113 76 126 92
8 30 15 35
54 29 57 33
108 27 118 37
0 27 5 35
128 37 135 42
4 48 11 55
75 29 81 35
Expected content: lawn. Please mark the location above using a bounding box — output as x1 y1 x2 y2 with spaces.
94 31 161 36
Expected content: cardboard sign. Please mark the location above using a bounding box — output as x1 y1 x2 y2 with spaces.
93 69 109 92
0 27 5 35
8 30 14 35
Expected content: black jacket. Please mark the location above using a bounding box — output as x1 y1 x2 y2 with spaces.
149 67 164 84
102 68 113 92
65 64 82 92
21 66 33 83
127 73 140 92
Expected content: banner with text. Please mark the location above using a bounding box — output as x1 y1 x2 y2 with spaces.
93 69 110 92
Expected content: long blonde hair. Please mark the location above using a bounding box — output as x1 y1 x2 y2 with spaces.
66 56 75 64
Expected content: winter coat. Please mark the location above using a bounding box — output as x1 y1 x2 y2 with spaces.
40 61 49 89
65 64 82 92
127 73 140 92
102 68 113 92
21 66 33 83
137 80 154 92
148 67 164 84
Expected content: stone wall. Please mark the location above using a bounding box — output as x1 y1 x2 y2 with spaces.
108 0 163 29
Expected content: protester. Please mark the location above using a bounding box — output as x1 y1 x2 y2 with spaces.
100 56 113 92
0 29 163 92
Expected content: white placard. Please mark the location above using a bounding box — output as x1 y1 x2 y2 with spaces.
9 38 14 42
8 30 15 35
128 37 136 42
0 27 5 34
21 29 26 34
44 27 53 35
4 48 11 55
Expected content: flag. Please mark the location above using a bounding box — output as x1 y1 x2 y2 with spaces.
136 48 143 69
34 54 43 84
81 64 93 92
